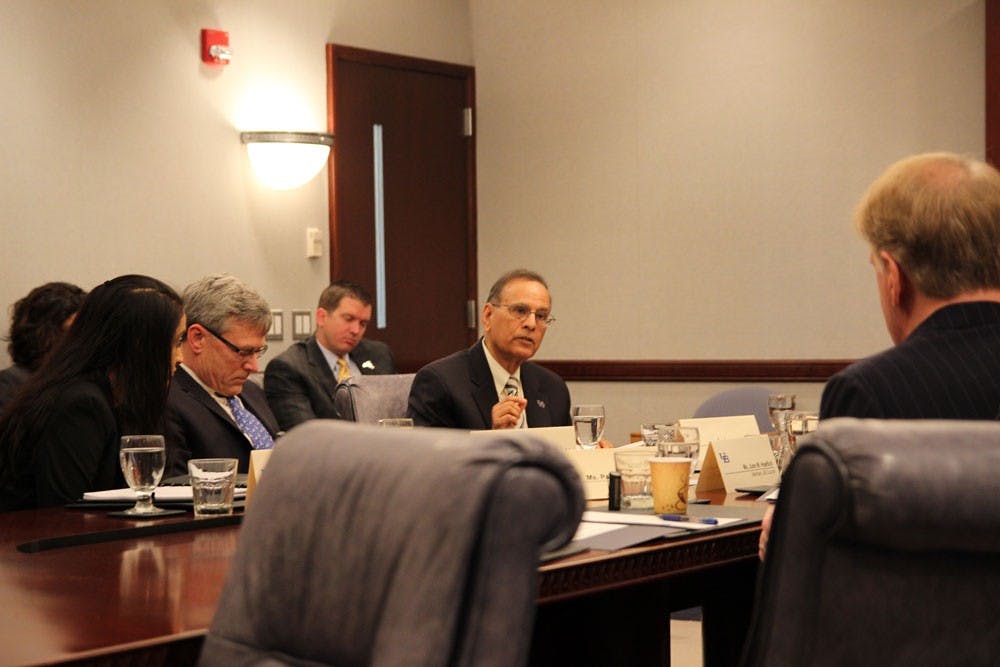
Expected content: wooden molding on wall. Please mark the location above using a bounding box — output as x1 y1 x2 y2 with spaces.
987 1 1000 166
532 359 854 382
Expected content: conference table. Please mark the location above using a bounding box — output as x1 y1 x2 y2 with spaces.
0 492 765 667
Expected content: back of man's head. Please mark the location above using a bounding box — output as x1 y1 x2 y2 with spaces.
318 280 373 312
856 152 1000 299
183 274 271 335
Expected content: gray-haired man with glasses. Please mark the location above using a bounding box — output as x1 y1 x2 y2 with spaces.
163 274 279 475
407 268 571 430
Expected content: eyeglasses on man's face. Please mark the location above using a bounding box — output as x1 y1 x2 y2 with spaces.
192 323 268 360
493 303 556 326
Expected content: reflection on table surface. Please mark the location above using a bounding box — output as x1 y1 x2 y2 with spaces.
0 490 765 667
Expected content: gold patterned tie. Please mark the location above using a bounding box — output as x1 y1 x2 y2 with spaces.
336 357 351 382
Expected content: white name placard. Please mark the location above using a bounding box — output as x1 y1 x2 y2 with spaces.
678 415 761 468
562 449 616 500
696 434 779 493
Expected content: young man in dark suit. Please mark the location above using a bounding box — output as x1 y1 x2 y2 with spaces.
264 280 395 431
164 274 279 475
407 269 571 430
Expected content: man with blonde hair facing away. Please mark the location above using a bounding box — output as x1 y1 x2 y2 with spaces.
760 152 1000 560
820 152 1000 419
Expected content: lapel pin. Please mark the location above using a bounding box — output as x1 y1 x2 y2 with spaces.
362 360 375 370
536 399 546 408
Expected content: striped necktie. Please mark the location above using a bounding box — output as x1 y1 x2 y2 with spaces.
503 377 526 428
226 396 274 450
336 357 351 383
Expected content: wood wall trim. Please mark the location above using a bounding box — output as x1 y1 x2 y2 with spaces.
987 1 1000 166
532 359 853 382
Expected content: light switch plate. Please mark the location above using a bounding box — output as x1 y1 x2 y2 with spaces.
292 310 312 340
266 310 283 341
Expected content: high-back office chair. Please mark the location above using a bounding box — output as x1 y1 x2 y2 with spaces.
740 418 1000 667
693 385 773 433
332 373 416 423
198 420 585 667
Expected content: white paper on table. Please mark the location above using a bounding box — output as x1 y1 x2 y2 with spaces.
573 521 629 541
582 510 741 532
82 486 245 501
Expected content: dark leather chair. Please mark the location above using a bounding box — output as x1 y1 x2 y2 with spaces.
693 385 774 433
198 420 584 667
333 372 416 423
740 418 1000 666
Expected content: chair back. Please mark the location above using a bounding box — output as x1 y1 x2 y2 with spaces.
333 373 416 423
198 420 585 667
693 385 773 433
740 418 1000 666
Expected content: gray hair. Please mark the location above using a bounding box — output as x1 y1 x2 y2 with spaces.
182 274 271 335
486 269 549 304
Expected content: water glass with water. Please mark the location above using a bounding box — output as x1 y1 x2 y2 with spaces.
572 404 606 449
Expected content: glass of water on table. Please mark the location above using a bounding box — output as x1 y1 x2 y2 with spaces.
572 404 606 449
118 434 171 515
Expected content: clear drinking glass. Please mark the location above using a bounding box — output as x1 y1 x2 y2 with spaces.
572 404 606 449
655 424 700 473
767 393 796 431
118 435 169 515
640 422 663 448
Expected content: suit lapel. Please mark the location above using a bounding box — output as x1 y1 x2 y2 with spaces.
468 343 500 429
521 364 551 427
306 337 338 399
177 367 240 430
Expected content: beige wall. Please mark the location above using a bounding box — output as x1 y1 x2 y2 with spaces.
0 1 984 444
469 0 982 441
0 0 472 361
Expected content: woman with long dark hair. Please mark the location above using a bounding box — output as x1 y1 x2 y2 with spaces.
0 275 185 509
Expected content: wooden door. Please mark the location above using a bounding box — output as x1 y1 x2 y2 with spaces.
327 45 477 372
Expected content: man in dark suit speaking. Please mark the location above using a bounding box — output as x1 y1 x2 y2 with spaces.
264 280 396 431
407 269 571 430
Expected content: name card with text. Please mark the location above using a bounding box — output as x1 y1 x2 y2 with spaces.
562 449 617 500
696 434 779 493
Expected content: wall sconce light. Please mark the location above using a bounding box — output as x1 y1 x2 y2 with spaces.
240 131 334 190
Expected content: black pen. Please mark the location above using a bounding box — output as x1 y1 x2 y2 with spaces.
659 514 718 525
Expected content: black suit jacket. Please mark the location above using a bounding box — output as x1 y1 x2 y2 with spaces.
163 366 280 475
263 336 396 431
820 301 1000 420
407 340 571 429
0 376 121 510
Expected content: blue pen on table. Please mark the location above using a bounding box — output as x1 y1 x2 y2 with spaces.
659 514 718 525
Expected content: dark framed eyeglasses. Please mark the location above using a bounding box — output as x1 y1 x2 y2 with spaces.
493 303 556 326
192 323 268 359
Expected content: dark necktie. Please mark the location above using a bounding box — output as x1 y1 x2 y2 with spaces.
226 396 274 450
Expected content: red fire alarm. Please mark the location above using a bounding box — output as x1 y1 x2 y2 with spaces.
201 29 231 66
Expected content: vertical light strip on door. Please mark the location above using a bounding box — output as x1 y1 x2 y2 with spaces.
373 123 387 329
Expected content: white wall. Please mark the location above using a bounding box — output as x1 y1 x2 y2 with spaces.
0 0 472 362
469 0 983 442
0 1 985 445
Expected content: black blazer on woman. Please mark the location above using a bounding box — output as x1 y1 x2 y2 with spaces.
0 376 121 510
